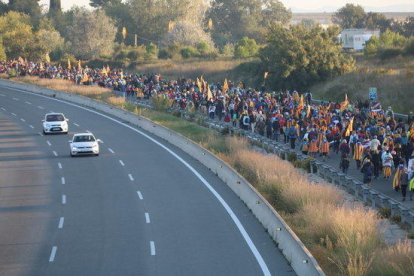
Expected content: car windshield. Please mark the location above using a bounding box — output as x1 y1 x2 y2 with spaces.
46 114 65 122
73 135 95 143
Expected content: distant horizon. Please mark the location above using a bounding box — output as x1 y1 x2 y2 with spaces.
37 0 414 13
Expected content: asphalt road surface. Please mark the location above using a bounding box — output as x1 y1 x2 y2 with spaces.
0 85 295 276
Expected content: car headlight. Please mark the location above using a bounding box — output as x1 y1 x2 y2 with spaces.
71 146 78 150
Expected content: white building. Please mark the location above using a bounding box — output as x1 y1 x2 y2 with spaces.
340 29 380 51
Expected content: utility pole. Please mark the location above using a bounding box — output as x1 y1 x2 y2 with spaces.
134 34 137 47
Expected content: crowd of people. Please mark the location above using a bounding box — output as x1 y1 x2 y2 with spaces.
2 59 414 202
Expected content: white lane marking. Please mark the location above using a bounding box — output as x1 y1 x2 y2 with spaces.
38 132 43 136
53 151 58 157
119 160 125 166
61 177 65 185
8 87 271 276
137 191 143 200
150 241 156 256
73 123 80 127
12 97 19 101
145 213 151 224
58 217 64 229
29 125 34 129
62 195 66 204
46 140 52 146
11 113 16 116
20 118 25 122
0 107 5 111
49 246 57 262
25 101 32 105
58 162 62 169
128 174 134 181
108 148 114 154
37 106 44 110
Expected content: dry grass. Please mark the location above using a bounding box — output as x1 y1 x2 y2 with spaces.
106 96 126 107
16 76 112 99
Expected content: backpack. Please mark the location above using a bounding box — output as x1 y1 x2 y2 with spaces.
243 115 250 125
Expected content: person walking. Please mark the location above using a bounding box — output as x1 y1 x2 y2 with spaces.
287 123 298 149
381 150 394 180
353 142 364 169
320 138 330 161
361 157 373 185
400 167 409 201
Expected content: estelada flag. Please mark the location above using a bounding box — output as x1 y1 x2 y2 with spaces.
297 95 304 111
67 58 71 70
345 117 354 137
340 94 349 111
207 83 213 100
222 78 229 94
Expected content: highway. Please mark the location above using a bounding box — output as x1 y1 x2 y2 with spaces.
0 85 295 276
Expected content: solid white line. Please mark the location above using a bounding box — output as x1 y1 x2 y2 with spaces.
0 107 5 111
61 177 65 185
12 97 19 101
119 160 125 166
29 125 34 129
62 195 66 205
108 148 114 154
25 101 32 105
37 106 44 110
74 123 80 127
8 87 271 276
49 246 57 262
53 151 58 157
150 241 156 256
137 191 143 200
47 140 52 146
20 118 25 122
145 213 150 224
128 174 134 181
11 113 16 116
58 217 64 229
58 162 62 169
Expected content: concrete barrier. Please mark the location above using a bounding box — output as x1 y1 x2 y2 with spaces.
0 79 325 276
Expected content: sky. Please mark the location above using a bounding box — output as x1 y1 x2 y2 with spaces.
39 0 414 12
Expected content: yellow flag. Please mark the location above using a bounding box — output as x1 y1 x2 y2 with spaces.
208 18 213 30
222 78 229 94
122 27 127 40
102 66 107 76
196 77 202 92
298 95 304 111
306 105 311 118
45 53 51 63
345 117 354 137
106 65 110 74
168 21 175 32
340 94 349 111
67 58 71 70
207 83 213 100
120 71 124 79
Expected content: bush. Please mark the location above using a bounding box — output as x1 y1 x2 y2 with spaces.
145 43 158 60
234 37 259 58
151 94 173 111
405 37 414 56
377 207 391 219
221 43 235 57
180 47 199 59
158 49 172 59
8 68 16 78
379 48 403 60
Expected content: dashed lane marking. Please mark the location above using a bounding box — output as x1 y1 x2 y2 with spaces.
58 217 64 229
137 191 143 200
145 213 150 224
49 246 57 262
150 241 156 256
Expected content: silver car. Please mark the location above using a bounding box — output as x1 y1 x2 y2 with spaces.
42 113 69 134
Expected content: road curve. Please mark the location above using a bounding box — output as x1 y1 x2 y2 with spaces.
0 85 295 276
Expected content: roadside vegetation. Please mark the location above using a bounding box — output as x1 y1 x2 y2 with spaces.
7 75 414 276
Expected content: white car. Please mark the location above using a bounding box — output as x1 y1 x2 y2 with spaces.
42 113 69 134
69 133 101 157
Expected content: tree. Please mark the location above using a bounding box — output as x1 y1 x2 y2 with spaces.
49 0 61 17
65 8 117 59
332 4 366 29
259 24 355 90
402 17 414 37
127 0 207 46
163 21 214 49
365 12 391 32
0 11 34 59
90 0 120 8
8 0 42 26
206 0 291 46
234 37 259 58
